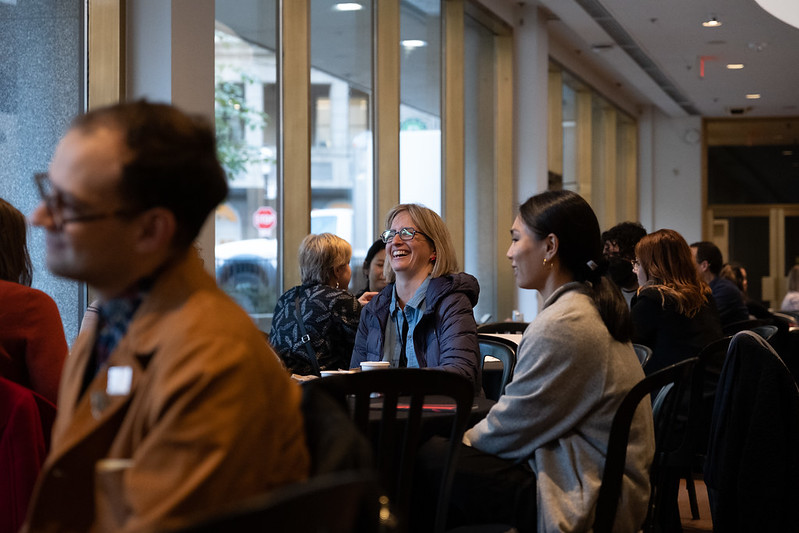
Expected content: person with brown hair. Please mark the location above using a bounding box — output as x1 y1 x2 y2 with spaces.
632 229 723 374
23 100 309 532
0 197 67 404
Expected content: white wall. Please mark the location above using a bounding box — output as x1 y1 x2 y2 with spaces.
643 110 703 243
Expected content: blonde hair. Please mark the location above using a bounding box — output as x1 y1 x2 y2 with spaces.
788 265 799 292
382 204 458 283
298 233 352 285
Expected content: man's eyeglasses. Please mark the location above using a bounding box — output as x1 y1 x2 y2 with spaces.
34 172 136 230
380 227 430 244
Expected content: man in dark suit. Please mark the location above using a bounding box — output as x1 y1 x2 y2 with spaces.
690 241 749 328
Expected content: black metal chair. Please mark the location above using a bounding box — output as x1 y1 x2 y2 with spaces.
704 331 799 531
722 318 768 336
478 334 517 401
303 369 474 533
171 471 382 533
476 322 528 334
593 357 698 533
633 343 653 368
750 324 779 343
654 335 732 522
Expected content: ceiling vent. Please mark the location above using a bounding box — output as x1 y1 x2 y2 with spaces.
727 106 752 116
574 0 699 116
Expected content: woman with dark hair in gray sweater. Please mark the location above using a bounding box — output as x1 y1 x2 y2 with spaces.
418 190 654 533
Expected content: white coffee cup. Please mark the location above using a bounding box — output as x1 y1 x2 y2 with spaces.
360 361 391 371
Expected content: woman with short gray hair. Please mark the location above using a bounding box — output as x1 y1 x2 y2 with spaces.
270 233 375 375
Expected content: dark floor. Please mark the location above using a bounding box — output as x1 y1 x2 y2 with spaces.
678 477 712 532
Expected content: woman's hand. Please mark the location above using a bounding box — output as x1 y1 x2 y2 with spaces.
358 291 378 306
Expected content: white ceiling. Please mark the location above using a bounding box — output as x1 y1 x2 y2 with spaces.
537 0 799 118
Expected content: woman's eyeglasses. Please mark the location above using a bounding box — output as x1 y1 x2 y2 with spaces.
380 227 429 244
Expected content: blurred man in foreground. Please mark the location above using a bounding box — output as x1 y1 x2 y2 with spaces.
24 100 309 532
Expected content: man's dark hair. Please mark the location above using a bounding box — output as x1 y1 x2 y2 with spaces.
690 241 723 275
71 100 228 249
601 221 647 260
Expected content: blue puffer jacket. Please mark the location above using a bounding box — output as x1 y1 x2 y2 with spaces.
350 272 481 392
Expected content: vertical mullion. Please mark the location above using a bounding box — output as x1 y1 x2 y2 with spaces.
88 0 124 110
374 0 400 230
278 0 311 290
443 0 464 266
494 33 513 321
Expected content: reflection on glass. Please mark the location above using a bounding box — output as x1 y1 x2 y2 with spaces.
215 0 279 330
561 81 578 193
399 0 441 212
0 1 84 343
310 0 374 294
463 14 497 322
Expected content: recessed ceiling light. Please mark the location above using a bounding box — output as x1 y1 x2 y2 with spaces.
726 64 744 70
746 94 761 99
702 17 722 27
333 2 363 11
401 39 427 49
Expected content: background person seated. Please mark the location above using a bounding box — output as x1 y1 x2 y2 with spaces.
0 197 67 404
421 191 653 533
351 203 481 392
356 238 387 298
270 233 375 375
719 261 770 318
781 265 799 312
690 241 749 328
632 230 723 374
602 221 647 307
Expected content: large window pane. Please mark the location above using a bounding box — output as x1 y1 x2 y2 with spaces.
310 0 373 293
0 1 84 343
463 13 496 322
215 0 279 331
399 0 441 212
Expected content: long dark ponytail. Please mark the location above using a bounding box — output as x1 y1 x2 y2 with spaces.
519 190 632 343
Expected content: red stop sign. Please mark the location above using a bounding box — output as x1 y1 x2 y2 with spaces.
252 206 276 230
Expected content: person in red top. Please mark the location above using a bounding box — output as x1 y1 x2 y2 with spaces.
0 198 67 404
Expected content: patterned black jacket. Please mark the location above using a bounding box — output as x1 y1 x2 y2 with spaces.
270 283 361 374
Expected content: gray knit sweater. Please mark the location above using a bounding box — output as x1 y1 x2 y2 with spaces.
464 282 654 532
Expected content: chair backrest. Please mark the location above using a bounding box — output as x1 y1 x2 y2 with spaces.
704 331 799 531
722 317 768 336
476 321 528 334
478 334 517 400
172 471 381 533
593 357 698 533
633 343 653 368
750 324 778 342
303 369 474 533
